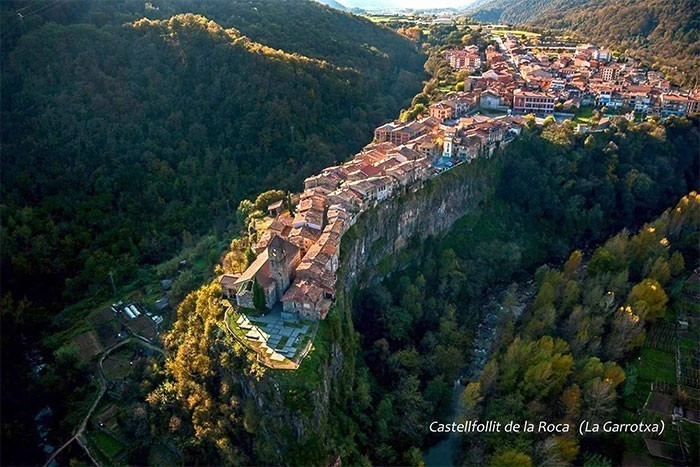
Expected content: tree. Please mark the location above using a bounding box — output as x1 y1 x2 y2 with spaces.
560 384 582 422
583 378 616 424
252 278 266 311
538 436 579 465
605 305 644 359
480 359 499 394
584 134 596 149
403 447 425 467
411 93 429 106
602 362 626 388
254 190 286 211
563 250 583 278
492 449 533 467
460 382 483 419
237 199 255 224
524 115 537 130
669 251 685 276
284 192 295 215
627 278 668 320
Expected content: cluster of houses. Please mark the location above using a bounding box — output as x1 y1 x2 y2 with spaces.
443 34 699 117
445 44 482 71
220 108 526 320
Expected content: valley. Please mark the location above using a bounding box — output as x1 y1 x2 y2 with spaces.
1 2 699 466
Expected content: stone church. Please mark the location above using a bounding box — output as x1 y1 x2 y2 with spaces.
230 234 301 309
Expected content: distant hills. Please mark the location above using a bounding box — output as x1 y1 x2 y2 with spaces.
314 0 349 11
465 0 699 86
465 0 586 24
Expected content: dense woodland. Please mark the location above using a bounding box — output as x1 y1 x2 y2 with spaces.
466 0 700 86
1 0 423 311
463 192 699 465
467 0 589 25
0 2 424 464
144 116 698 465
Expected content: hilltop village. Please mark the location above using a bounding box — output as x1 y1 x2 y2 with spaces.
221 29 699 327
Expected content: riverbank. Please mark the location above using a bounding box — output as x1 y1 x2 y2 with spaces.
423 281 536 466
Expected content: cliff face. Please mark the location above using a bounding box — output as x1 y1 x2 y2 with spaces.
339 156 497 293
239 155 500 464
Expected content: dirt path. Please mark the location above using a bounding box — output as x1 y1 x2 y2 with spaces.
43 336 163 466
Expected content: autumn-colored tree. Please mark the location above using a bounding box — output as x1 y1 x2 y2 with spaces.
492 449 533 467
561 384 582 422
627 278 668 320
563 250 583 278
460 382 483 419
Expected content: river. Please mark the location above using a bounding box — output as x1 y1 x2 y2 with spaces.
422 282 535 466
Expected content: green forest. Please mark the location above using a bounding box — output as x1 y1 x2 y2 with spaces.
1 0 423 311
0 1 424 464
463 192 699 465
466 0 700 86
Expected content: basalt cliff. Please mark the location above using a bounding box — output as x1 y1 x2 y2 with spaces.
230 154 499 464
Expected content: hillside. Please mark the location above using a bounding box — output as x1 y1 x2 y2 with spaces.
313 0 349 11
0 2 424 464
147 115 699 465
0 1 423 312
465 0 586 24
465 0 700 86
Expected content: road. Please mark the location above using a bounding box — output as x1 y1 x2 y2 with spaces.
43 335 163 466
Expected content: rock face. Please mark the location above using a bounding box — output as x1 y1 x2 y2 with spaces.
339 156 496 293
239 155 499 464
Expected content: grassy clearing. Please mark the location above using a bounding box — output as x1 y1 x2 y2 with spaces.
637 348 676 385
91 430 124 459
103 347 135 380
573 106 595 124
437 83 456 93
491 29 541 38
680 337 695 354
227 312 248 340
